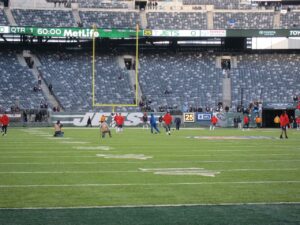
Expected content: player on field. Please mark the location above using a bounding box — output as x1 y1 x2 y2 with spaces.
0 112 9 136
163 112 173 135
150 113 160 134
100 114 106 123
115 113 124 133
110 113 116 129
100 121 112 138
279 111 289 139
210 115 218 130
141 112 149 129
53 120 64 137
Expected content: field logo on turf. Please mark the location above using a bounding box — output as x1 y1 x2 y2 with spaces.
140 168 220 177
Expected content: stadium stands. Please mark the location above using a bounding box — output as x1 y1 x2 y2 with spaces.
139 53 223 111
79 10 140 29
77 0 128 9
37 52 135 111
280 12 300 28
182 0 240 9
231 54 300 107
146 12 207 29
0 51 46 110
1 3 300 113
12 9 76 27
213 12 275 29
0 9 9 25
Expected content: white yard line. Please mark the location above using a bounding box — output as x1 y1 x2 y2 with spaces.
1 202 300 210
4 154 297 158
0 171 140 174
0 159 300 165
0 180 299 188
0 168 298 174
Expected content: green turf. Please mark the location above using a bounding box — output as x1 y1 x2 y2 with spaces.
0 127 299 224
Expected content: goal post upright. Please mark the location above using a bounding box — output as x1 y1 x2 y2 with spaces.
92 24 139 111
135 23 139 107
92 24 96 108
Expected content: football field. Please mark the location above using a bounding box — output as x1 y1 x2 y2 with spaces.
0 127 299 225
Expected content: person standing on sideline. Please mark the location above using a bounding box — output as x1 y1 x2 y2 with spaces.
242 114 249 131
274 115 280 128
86 116 92 127
280 111 289 139
142 112 148 129
163 112 173 135
289 116 295 129
255 115 262 128
150 113 160 134
100 121 112 138
174 116 181 130
210 115 218 130
1 112 9 136
296 115 300 130
237 116 242 129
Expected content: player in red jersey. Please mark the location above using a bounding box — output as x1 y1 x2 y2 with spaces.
210 115 218 131
280 111 289 139
1 112 10 136
163 112 173 135
115 113 124 133
242 114 249 131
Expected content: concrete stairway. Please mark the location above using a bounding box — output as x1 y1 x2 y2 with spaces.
4 7 16 25
139 10 148 29
117 56 142 103
222 78 231 108
273 12 281 28
17 53 64 111
71 3 81 25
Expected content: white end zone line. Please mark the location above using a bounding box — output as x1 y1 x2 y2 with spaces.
0 180 299 188
1 202 300 210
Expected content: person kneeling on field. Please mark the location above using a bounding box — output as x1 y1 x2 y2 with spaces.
100 121 112 138
54 120 64 137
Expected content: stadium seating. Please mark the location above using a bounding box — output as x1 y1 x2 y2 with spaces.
139 53 223 111
280 12 300 28
231 54 300 106
37 52 135 111
146 12 207 29
0 9 9 25
0 51 47 110
12 9 76 27
79 10 140 28
213 12 275 29
77 0 128 9
182 0 240 9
